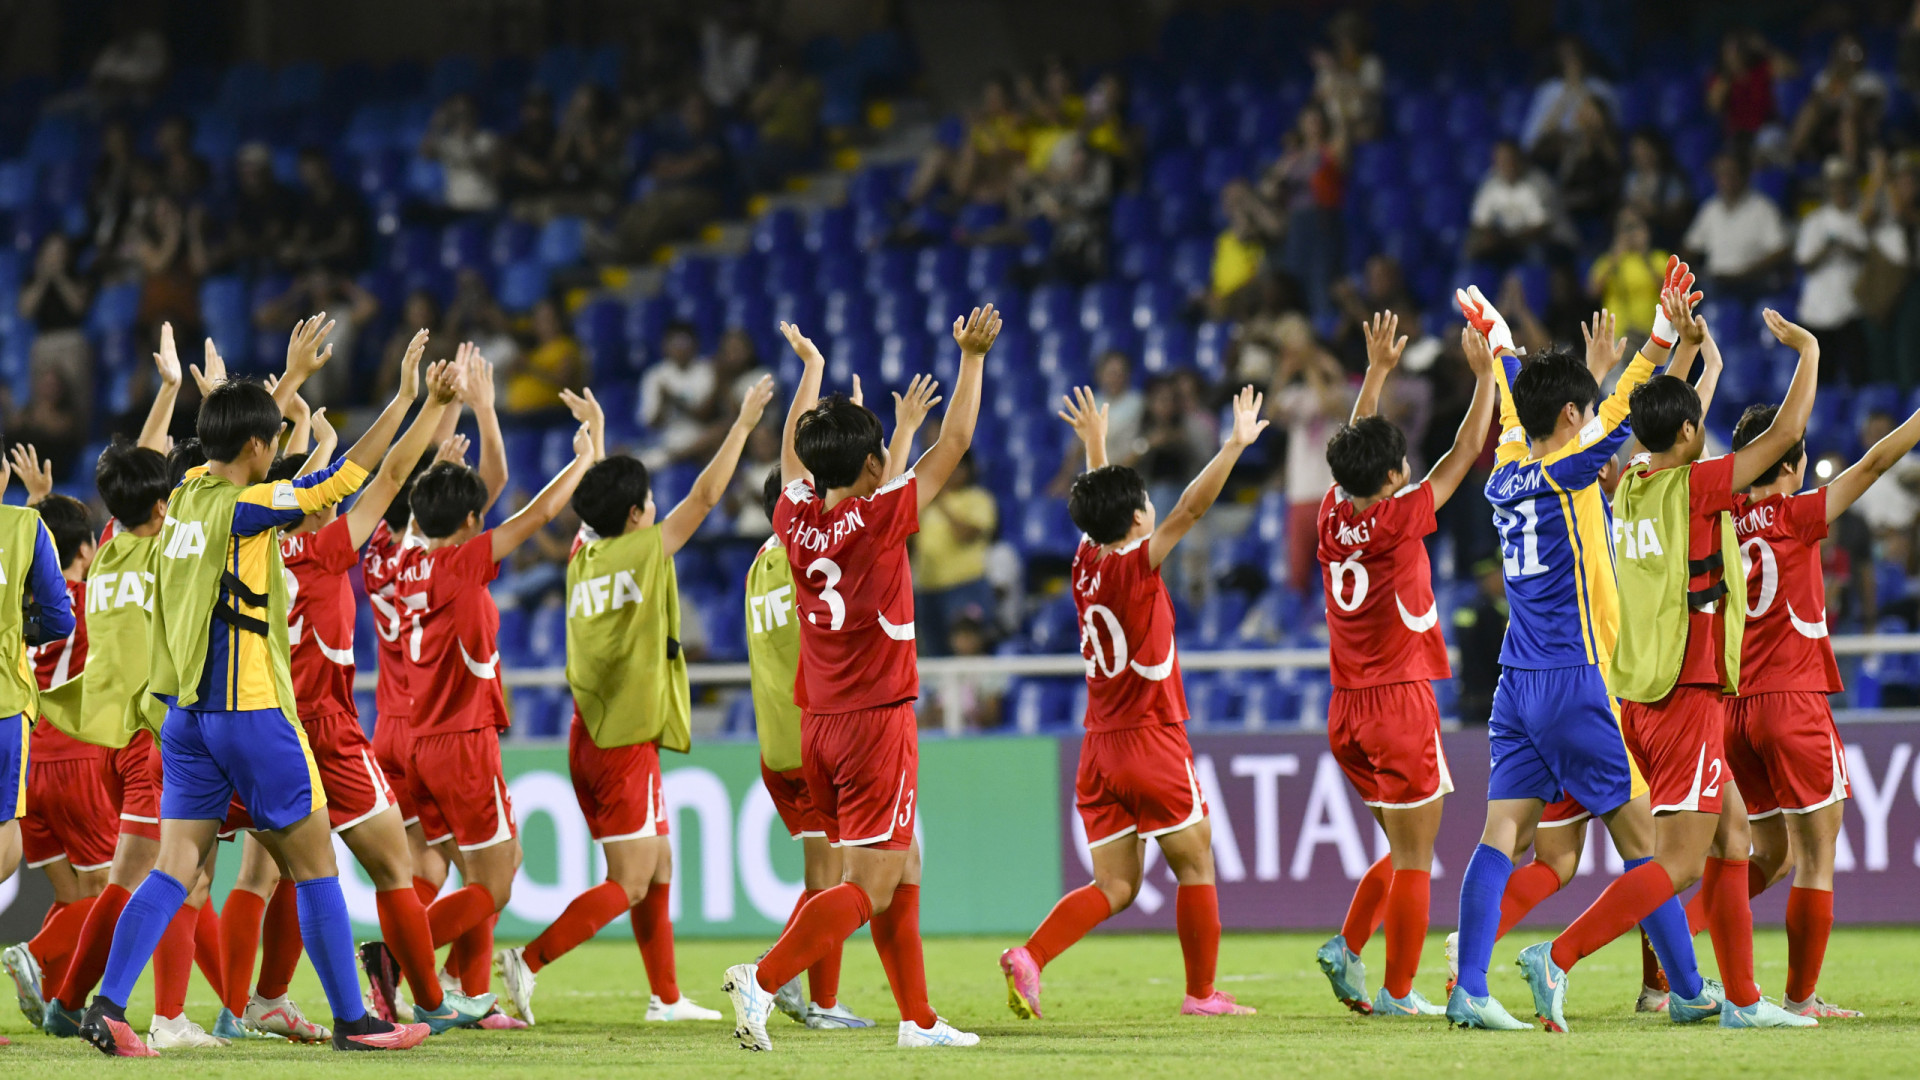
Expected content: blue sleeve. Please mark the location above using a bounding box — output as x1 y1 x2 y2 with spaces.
23 522 73 643
229 458 368 536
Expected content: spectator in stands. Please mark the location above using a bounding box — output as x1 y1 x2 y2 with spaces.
727 421 782 536
1538 95 1620 242
1080 73 1134 174
608 92 726 261
502 297 586 420
1706 29 1793 155
1683 152 1789 302
87 119 137 253
131 191 208 348
908 75 1026 209
19 233 93 409
1620 129 1693 247
914 452 999 656
741 57 820 193
1869 152 1920 386
1452 557 1508 725
503 89 557 210
1587 207 1668 337
421 93 501 213
705 327 771 417
1129 372 1215 528
1848 409 1920 540
699 1 761 109
86 16 169 110
1520 38 1617 153
1329 254 1416 370
1016 133 1113 286
445 267 521 368
551 84 625 217
219 142 293 274
1049 350 1143 496
2 366 86 477
1209 179 1281 317
282 149 368 272
1265 315 1350 594
1796 156 1908 384
1020 57 1084 176
639 321 715 464
254 266 378 406
941 616 1005 730
375 289 455 400
1258 103 1347 318
1791 33 1887 172
1310 10 1384 142
1466 139 1558 269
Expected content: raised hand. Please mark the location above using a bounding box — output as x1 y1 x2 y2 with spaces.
1649 256 1703 349
1057 385 1108 448
8 444 52 503
311 407 336 448
1580 309 1629 379
425 359 461 405
189 336 228 396
284 312 336 381
571 421 593 460
1661 288 1706 349
779 321 826 368
397 329 429 400
1762 309 1817 352
951 304 1003 356
1460 327 1496 377
435 433 471 466
457 341 495 410
1455 286 1515 355
893 374 943 434
153 322 182 389
736 374 776 429
850 373 864 408
1362 311 1409 373
1225 384 1271 448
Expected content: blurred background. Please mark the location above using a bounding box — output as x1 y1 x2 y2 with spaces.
4 0 1920 740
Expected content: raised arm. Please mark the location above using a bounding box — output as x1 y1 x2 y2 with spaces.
276 383 313 454
1426 328 1499 509
299 408 337 476
1828 405 1920 522
272 313 335 413
188 335 228 398
1351 311 1407 423
778 321 828 486
1457 285 1530 468
885 375 942 481
1732 310 1821 492
913 305 1001 510
339 333 424 473
140 323 183 452
1690 315 1724 421
9 445 52 505
347 355 460 548
661 376 774 555
1580 308 1629 384
1057 385 1109 470
459 342 509 513
1147 385 1269 568
491 420 596 563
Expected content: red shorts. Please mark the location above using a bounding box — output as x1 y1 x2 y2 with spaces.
1328 682 1453 808
762 761 829 839
306 711 397 833
1621 685 1729 816
568 723 668 842
100 731 160 841
1726 691 1850 818
408 728 517 851
1539 794 1592 827
22 757 118 871
1076 722 1206 848
373 716 419 827
219 794 253 840
801 703 917 851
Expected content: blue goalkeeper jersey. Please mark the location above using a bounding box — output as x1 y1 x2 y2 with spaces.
1485 349 1659 670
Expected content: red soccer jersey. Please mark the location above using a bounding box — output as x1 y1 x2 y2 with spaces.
772 473 920 713
1732 488 1842 695
363 520 420 726
396 532 508 736
1316 482 1450 689
1071 535 1188 732
1628 454 1737 688
28 577 95 762
282 516 361 721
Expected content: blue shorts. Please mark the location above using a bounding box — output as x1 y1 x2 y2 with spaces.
1488 665 1636 817
0 712 23 823
159 707 326 832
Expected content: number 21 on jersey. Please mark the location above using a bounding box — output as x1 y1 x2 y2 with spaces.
1493 498 1548 577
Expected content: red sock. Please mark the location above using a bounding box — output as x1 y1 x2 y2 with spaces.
527 882 630 973
756 883 872 992
869 884 935 1028
1703 857 1759 1007
427 884 496 948
375 887 443 1010
27 900 67 966
1341 856 1393 953
193 899 225 1005
412 876 440 906
154 904 198 1019
38 899 67 932
783 889 838 1008
1497 860 1564 938
255 879 303 999
632 885 678 1002
219 889 266 1015
1641 929 1668 991
52 882 129 1009
1175 884 1221 1000
1550 861 1674 972
1383 869 1429 999
1684 861 1766 935
456 916 495 996
1025 885 1111 969
27 896 93 986
1784 886 1832 1002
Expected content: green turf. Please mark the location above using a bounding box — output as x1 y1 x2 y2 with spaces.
4 927 1914 1078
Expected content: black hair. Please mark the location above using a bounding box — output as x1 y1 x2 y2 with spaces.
761 468 785 523
1068 465 1149 545
1626 374 1701 453
1326 416 1408 497
266 452 310 484
167 438 207 488
572 455 651 538
97 439 170 529
34 493 93 570
385 452 437 533
794 394 884 490
1510 348 1599 440
197 380 284 462
1731 403 1803 487
409 461 488 539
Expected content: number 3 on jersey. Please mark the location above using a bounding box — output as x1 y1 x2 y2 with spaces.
806 557 845 630
1494 497 1548 577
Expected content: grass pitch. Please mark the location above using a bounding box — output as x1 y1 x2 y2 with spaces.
4 927 1914 1079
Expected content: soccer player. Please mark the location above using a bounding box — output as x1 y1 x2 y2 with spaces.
723 307 1000 1052
1311 312 1497 1017
1513 300 1823 1031
999 383 1269 1021
78 313 432 1056
399 389 602 1014
1445 270 1709 1031
494 379 775 1025
1713 396 1920 1018
748 376 936 1031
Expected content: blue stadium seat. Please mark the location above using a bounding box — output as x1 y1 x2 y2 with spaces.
1195 320 1231 382
874 289 923 337
1169 237 1213 296
1006 678 1073 733
751 207 802 255
965 245 1016 291
538 216 585 267
713 250 764 299
664 254 716 301
915 245 965 295
499 260 549 311
822 288 871 338
0 160 34 211
1027 283 1077 334
87 281 141 335
878 332 929 387
1077 282 1128 333
1141 324 1194 375
805 204 855 256
827 332 879 389
1116 237 1165 283
1131 280 1181 330
1110 192 1153 246
762 250 813 297
862 248 913 295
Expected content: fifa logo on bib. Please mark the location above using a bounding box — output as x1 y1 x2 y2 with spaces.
748 585 793 632
1611 516 1665 559
568 570 644 617
161 517 208 560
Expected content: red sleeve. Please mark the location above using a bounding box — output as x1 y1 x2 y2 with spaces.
1689 455 1737 516
446 531 503 585
1788 489 1830 546
312 516 360 574
872 474 920 545
771 479 812 537
1378 482 1439 543
1317 484 1338 525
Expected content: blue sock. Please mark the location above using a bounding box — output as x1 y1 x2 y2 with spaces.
1626 856 1703 999
296 877 367 1024
1455 843 1513 998
99 870 188 1008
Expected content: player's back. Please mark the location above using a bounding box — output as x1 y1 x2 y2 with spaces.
1317 482 1449 688
28 576 95 760
772 474 920 714
745 535 803 770
363 520 420 724
1732 489 1841 695
395 533 508 734
281 518 359 720
1485 447 1620 670
1070 535 1185 731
